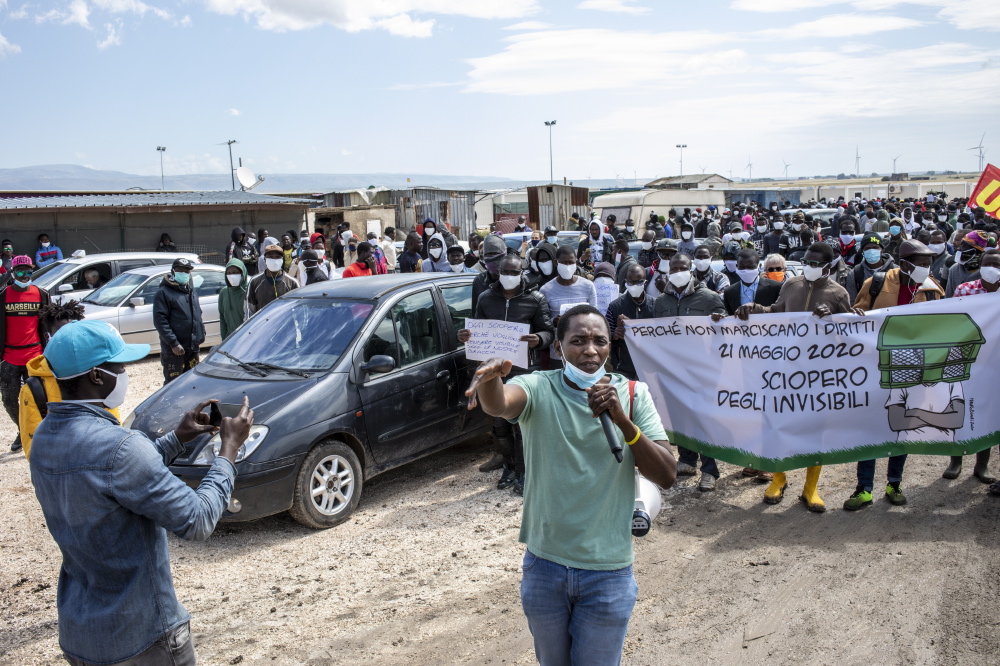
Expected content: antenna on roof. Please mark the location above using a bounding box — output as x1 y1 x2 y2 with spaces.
236 166 264 191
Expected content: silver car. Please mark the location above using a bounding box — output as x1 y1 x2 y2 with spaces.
31 252 201 305
80 264 226 354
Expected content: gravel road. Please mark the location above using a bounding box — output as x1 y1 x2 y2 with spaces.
1 357 998 664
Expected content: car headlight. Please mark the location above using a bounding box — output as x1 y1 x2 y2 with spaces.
192 425 269 465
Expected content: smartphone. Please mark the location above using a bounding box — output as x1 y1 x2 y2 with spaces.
208 402 243 427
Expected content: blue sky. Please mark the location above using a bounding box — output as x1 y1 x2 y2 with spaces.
1 0 998 181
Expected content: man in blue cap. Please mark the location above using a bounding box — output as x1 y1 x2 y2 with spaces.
29 320 254 666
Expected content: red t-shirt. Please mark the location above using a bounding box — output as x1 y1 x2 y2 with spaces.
4 285 43 365
342 262 373 278
897 281 919 307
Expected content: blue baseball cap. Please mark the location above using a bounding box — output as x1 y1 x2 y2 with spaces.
45 320 150 379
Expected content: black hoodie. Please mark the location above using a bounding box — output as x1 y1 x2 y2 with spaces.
226 227 259 276
474 278 555 373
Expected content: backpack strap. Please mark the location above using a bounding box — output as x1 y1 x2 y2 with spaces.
870 271 887 302
628 380 636 421
26 376 48 420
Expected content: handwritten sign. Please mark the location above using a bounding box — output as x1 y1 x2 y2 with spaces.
559 302 589 315
595 280 619 316
464 318 530 369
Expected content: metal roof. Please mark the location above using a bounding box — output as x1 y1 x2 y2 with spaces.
644 174 732 188
0 191 313 210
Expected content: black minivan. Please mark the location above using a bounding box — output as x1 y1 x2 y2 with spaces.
125 273 491 528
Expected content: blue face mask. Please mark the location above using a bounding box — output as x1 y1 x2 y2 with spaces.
173 271 191 285
889 225 902 236
563 359 606 390
863 249 882 264
13 279 30 289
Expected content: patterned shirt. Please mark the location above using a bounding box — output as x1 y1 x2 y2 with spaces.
953 279 989 297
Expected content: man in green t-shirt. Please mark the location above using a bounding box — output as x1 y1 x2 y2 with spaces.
465 304 676 665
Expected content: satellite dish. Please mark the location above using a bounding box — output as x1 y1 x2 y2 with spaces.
236 166 256 190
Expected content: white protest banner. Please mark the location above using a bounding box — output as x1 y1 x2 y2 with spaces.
464 318 530 369
595 280 619 316
624 297 998 472
559 302 589 315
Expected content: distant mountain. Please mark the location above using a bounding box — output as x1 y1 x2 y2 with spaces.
0 164 518 193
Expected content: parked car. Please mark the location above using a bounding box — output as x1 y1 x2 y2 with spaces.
31 252 201 305
124 273 492 529
79 264 226 353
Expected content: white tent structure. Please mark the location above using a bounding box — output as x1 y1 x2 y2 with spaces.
592 189 726 226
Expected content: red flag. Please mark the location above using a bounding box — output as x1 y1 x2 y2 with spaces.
970 163 1000 220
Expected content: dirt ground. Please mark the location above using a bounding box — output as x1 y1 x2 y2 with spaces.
1 357 998 665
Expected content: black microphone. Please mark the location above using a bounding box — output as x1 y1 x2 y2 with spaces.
599 411 624 463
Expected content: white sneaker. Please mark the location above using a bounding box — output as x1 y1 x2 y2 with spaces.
698 473 717 492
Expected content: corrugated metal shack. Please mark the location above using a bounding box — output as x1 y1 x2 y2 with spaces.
376 188 478 239
0 191 311 264
527 184 589 230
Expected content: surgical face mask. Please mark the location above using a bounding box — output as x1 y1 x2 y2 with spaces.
226 273 242 287
736 268 759 284
693 258 712 272
265 258 283 272
668 271 690 288
681 231 692 240
773 222 784 231
938 214 947 221
173 271 191 285
530 259 539 272
625 225 634 233
724 260 738 272
315 250 326 259
557 263 576 280
791 223 802 231
562 359 606 390
766 270 785 282
923 218 934 225
614 253 623 265
545 235 558 244
626 283 645 298
538 260 553 276
451 262 466 273
889 225 902 236
955 250 966 265
13 279 30 289
641 241 653 250
656 260 671 273
840 234 854 245
756 225 767 234
97 368 129 409
739 232 750 241
429 247 443 260
928 243 946 255
41 242 50 248
980 266 1000 284
903 263 930 284
860 247 886 265
802 265 826 282
424 226 434 236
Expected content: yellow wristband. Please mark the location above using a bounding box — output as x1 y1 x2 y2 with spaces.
625 427 642 446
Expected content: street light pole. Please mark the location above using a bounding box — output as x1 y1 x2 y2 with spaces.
156 146 166 190
544 121 556 183
676 144 687 176
223 139 238 190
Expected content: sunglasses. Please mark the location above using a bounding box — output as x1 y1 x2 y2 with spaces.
13 271 32 279
801 260 828 268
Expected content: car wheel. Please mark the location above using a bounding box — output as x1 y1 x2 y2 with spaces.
289 440 363 529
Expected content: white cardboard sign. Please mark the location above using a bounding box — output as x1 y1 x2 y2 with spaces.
464 318 530 369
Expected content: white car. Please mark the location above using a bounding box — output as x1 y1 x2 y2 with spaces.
80 264 226 354
31 252 201 305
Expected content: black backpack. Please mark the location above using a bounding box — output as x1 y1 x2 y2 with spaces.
868 271 938 303
26 376 48 418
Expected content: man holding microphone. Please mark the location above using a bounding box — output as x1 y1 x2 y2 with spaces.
465 304 676 666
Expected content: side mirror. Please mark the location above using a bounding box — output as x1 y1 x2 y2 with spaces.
58 284 74 293
129 297 145 307
360 355 394 376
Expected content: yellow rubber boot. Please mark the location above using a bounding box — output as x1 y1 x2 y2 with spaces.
764 472 787 504
800 465 826 513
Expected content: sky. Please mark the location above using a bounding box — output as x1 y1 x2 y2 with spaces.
1 0 998 182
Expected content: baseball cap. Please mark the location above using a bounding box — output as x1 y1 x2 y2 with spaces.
12 256 32 269
45 320 149 379
172 257 194 271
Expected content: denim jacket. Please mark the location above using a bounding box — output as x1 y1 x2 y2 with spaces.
29 402 236 663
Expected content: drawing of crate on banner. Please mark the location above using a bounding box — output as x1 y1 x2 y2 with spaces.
877 313 986 389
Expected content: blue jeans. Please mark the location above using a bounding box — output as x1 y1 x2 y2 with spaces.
856 455 908 492
678 446 719 478
520 551 638 666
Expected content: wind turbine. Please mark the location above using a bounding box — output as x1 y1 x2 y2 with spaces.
699 165 707 174
726 167 733 180
892 154 902 174
854 146 861 178
745 157 753 182
969 133 986 172
782 158 790 180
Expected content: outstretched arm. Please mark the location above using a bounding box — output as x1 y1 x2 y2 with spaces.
465 358 527 421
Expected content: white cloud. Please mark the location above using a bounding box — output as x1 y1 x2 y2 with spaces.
731 0 1000 31
179 14 191 26
577 0 651 14
96 19 120 48
758 12 924 37
64 0 90 27
226 108 241 116
388 80 460 90
203 0 539 35
0 31 21 55
504 20 552 30
8 5 28 19
92 0 169 19
341 148 352 156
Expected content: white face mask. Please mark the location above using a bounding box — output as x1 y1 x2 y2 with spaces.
803 265 826 282
903 263 930 284
595 276 615 285
226 273 242 287
429 247 443 260
626 283 645 298
939 214 947 221
98 368 129 409
538 260 553 276
668 271 691 288
756 225 767 233
451 262 466 273
316 250 326 259
681 231 692 240
625 225 634 232
928 243 946 254
341 231 353 243
980 266 1000 285
614 253 622 264
657 260 671 273
791 223 802 231
693 258 712 272
265 258 283 272
839 234 854 245
530 260 539 272
641 241 653 250
736 268 759 284
42 242 50 248
724 260 738 272
955 250 965 265
739 232 751 241
557 264 576 280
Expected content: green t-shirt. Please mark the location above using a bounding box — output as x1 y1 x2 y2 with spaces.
508 370 668 570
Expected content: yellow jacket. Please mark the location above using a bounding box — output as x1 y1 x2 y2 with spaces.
854 267 945 312
19 356 120 461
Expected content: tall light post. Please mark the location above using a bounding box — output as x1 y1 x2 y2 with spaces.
156 146 166 190
221 139 238 190
544 121 556 183
676 144 687 176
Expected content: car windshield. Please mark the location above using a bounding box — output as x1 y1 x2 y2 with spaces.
209 298 375 373
82 272 150 307
31 261 80 287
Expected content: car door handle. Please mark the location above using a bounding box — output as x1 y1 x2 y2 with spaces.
436 370 451 382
